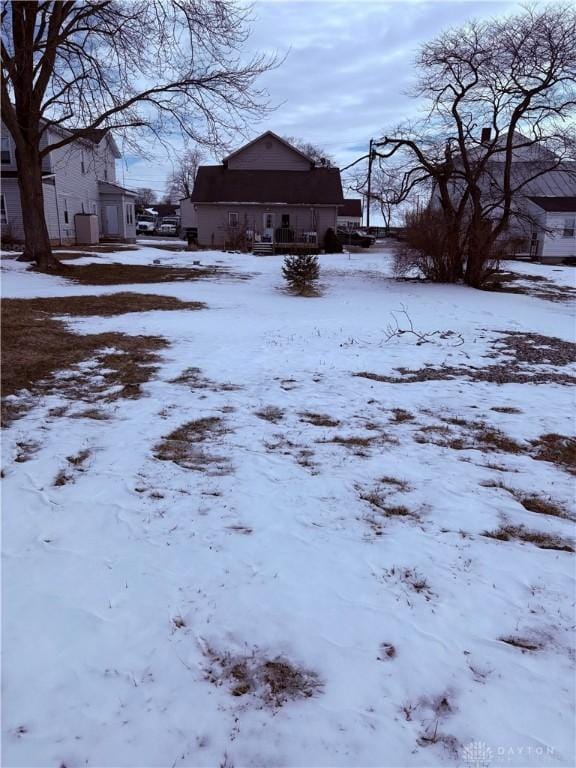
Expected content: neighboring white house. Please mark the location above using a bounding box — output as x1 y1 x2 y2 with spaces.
0 122 137 245
431 130 576 262
337 199 363 230
526 197 576 261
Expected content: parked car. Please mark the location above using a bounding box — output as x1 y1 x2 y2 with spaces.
136 214 157 235
157 217 180 236
336 228 376 248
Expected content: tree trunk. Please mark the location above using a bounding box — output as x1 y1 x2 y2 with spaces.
16 145 62 272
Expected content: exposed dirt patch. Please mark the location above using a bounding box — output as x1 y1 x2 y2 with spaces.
153 417 232 474
378 643 397 661
483 524 574 552
2 299 168 425
491 406 523 414
204 647 323 709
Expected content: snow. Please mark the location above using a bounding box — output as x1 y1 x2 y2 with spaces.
2 246 575 768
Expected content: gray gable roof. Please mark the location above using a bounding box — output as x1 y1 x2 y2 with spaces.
529 196 576 212
190 167 344 205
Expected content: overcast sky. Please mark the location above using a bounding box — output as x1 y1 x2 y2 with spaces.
121 0 527 201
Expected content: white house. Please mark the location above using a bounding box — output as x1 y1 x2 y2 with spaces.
527 197 576 261
1 122 137 245
337 199 363 230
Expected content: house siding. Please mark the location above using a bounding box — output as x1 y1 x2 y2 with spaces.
226 135 311 171
540 212 576 260
195 203 338 248
1 122 132 244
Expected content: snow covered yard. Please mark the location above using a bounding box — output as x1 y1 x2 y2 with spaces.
2 246 575 768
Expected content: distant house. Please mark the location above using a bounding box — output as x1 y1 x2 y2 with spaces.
526 197 576 261
181 131 344 253
432 130 576 262
337 199 363 230
1 122 136 245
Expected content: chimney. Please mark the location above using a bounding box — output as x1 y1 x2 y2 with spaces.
481 127 492 144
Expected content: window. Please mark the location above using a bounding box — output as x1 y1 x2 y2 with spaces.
81 152 86 174
63 199 69 225
1 194 7 224
1 136 11 164
228 211 239 227
126 204 134 225
104 168 108 181
281 214 290 228
562 217 575 238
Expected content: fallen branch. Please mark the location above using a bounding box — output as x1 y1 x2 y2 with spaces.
382 305 464 346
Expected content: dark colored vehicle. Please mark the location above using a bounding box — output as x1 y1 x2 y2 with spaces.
336 228 375 248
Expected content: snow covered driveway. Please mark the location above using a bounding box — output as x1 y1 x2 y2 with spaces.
2 247 575 767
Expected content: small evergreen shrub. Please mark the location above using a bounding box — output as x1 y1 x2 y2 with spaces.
282 254 320 295
323 227 342 254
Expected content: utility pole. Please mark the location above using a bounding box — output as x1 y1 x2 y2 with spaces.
366 138 374 230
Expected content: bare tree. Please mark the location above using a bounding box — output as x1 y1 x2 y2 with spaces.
1 1 276 271
374 4 576 287
134 187 157 211
282 135 334 166
166 146 205 201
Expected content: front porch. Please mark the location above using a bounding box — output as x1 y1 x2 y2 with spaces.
228 227 320 255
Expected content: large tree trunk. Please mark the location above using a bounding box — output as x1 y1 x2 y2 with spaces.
16 145 62 272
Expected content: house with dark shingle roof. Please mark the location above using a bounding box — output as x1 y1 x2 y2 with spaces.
337 199 363 230
181 132 344 253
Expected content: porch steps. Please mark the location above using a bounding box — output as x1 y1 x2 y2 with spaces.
252 242 274 256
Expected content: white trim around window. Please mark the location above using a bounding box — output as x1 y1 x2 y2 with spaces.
228 211 239 227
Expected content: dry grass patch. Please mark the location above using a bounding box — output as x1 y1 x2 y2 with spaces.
7 293 205 317
380 475 411 492
153 417 232 473
14 440 41 463
483 271 576 303
43 262 223 286
491 406 523 414
383 567 435 600
391 408 414 423
482 481 571 519
170 366 241 392
255 406 285 423
483 524 574 552
531 433 576 475
498 636 544 652
299 411 340 427
354 332 576 386
2 299 168 425
204 647 323 709
69 408 112 421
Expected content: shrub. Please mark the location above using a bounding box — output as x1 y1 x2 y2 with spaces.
323 227 342 253
282 254 320 295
